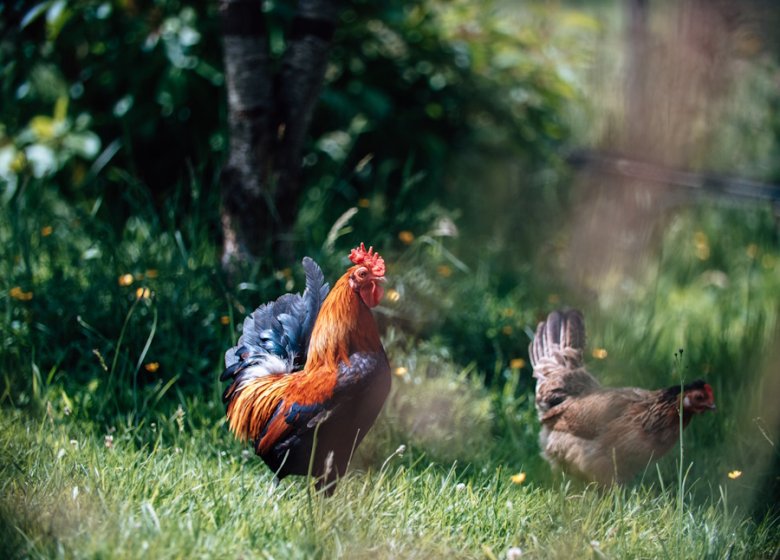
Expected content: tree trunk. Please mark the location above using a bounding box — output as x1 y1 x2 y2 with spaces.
219 0 339 270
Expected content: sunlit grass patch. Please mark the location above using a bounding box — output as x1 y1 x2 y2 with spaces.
1 408 777 559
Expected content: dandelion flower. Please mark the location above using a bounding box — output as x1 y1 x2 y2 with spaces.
118 273 134 286
386 289 401 302
220 315 231 325
357 198 370 208
9 287 33 301
728 470 742 479
510 358 526 370
437 264 453 277
510 472 526 484
145 269 159 278
592 348 608 359
135 287 151 299
41 225 53 237
394 366 408 377
144 362 160 373
398 230 415 245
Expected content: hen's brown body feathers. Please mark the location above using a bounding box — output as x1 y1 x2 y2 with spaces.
530 310 715 485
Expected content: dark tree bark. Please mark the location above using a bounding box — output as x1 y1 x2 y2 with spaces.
219 0 339 269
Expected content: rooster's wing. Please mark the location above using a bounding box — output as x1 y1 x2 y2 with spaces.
226 351 389 478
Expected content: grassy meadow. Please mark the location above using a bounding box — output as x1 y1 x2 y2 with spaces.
1 180 779 559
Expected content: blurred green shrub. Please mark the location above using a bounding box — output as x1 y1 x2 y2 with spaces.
0 0 576 248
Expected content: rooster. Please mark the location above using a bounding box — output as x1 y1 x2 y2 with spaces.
221 244 390 492
529 309 716 485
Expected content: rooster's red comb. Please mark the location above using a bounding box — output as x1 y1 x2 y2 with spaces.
349 243 385 276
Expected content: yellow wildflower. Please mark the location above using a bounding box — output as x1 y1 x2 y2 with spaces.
135 287 151 299
118 274 134 286
394 366 408 377
144 362 160 373
510 358 526 370
145 269 159 279
728 470 742 480
9 287 34 301
41 226 53 237
592 348 608 359
386 289 401 302
398 230 415 245
220 315 231 325
437 265 452 277
510 472 526 484
357 198 370 208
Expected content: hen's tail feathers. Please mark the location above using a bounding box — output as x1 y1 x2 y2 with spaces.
529 309 586 381
530 309 600 416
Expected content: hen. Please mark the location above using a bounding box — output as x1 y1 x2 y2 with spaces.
529 309 716 485
221 244 391 492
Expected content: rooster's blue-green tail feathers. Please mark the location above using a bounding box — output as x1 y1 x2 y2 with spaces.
221 257 330 400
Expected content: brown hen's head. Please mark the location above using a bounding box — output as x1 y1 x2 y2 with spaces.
681 380 716 414
348 243 386 308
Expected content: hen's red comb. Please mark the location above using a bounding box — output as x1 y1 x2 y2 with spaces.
349 243 385 276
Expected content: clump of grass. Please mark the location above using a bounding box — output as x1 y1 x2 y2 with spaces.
357 335 495 468
1 408 777 559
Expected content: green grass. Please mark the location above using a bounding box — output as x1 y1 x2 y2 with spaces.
1 405 777 560
2 179 780 558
